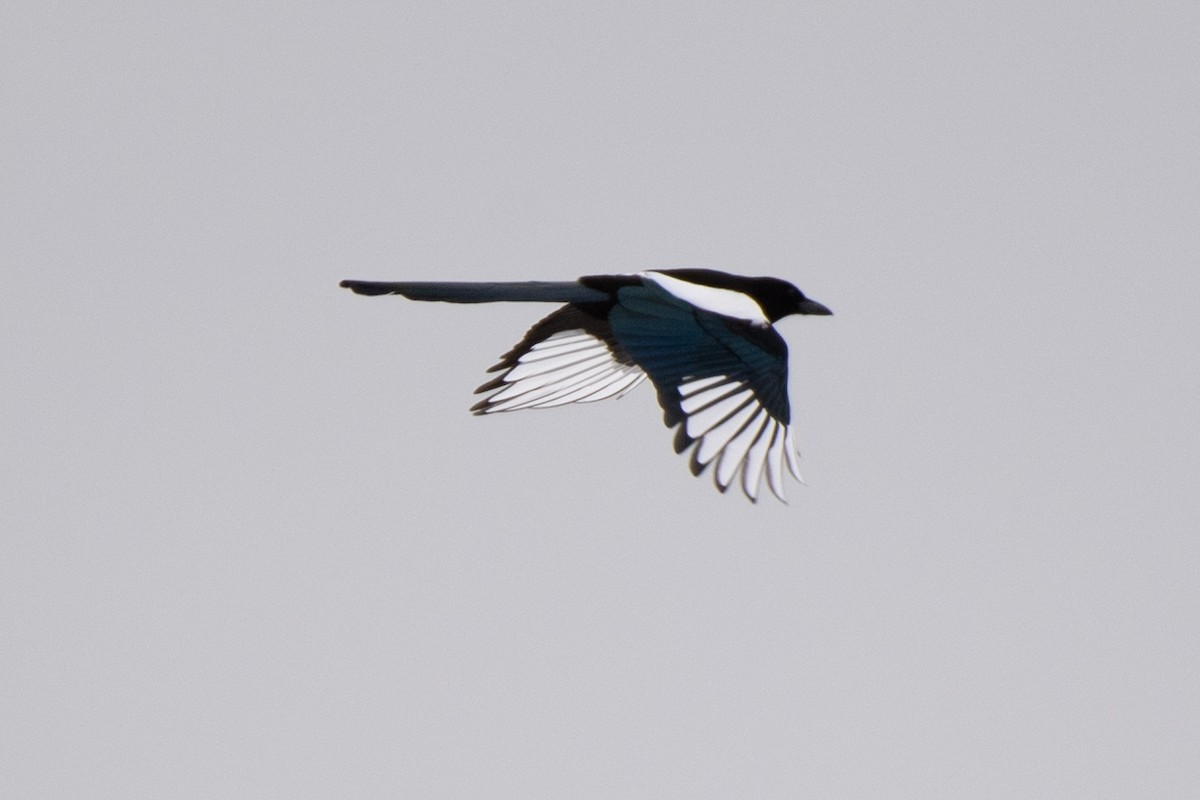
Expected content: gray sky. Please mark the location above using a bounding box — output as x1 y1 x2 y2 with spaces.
3 2 1198 797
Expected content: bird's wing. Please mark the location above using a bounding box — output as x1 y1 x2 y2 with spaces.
471 305 647 414
608 284 803 502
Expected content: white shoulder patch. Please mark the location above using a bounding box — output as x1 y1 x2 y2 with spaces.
640 272 769 325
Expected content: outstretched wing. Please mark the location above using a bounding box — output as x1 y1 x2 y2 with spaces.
471 305 646 414
608 284 803 502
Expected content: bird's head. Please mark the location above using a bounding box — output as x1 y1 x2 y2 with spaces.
753 278 833 322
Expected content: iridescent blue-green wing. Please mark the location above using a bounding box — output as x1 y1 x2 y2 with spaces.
608 285 803 502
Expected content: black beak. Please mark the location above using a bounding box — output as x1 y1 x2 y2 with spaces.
797 298 833 316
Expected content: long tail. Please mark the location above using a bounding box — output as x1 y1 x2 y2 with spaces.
339 279 608 304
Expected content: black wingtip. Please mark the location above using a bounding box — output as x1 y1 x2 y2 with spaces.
672 426 693 455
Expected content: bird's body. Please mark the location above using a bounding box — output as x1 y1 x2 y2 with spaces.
340 269 831 502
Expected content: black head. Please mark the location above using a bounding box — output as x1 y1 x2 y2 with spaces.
748 277 833 322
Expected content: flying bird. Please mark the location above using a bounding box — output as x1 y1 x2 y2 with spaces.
340 269 832 502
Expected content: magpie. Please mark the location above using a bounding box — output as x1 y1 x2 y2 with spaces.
340 269 832 502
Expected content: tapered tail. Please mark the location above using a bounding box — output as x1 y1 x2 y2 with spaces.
339 279 608 304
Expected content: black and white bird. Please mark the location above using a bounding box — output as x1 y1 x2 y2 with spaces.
340 269 832 502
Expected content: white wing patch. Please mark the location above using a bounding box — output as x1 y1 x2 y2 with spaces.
676 375 804 502
477 329 646 413
641 271 769 325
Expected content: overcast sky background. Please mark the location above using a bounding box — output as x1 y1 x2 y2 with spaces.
3 2 1198 797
